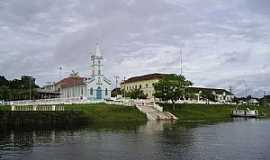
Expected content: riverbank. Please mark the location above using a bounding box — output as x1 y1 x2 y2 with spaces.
64 103 147 123
0 104 147 129
161 103 270 124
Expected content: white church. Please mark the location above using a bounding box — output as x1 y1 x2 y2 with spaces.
57 44 112 100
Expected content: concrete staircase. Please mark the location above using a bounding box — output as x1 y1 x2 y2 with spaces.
135 101 178 121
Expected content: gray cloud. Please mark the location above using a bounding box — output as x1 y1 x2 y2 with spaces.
0 0 269 97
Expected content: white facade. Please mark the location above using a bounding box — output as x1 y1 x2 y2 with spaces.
60 44 112 100
61 85 86 98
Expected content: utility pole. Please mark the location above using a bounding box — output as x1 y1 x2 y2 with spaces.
180 48 183 76
29 77 32 100
264 91 266 107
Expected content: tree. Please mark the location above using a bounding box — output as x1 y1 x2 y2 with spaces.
111 88 121 97
153 74 193 109
126 88 147 99
0 75 39 101
0 76 8 86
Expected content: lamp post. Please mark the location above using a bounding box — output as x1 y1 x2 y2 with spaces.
123 76 126 100
58 66 63 81
29 77 31 100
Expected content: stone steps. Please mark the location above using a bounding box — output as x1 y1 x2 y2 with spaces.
136 103 178 121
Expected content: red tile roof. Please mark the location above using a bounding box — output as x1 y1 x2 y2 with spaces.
121 73 169 84
56 76 86 88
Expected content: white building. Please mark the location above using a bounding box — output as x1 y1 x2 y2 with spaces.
58 44 112 100
121 73 234 103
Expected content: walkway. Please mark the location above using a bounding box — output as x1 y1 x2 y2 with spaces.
135 101 178 121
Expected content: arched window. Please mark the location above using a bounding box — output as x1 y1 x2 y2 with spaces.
105 88 108 96
90 88 93 95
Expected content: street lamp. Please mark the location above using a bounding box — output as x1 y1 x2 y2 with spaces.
123 76 126 100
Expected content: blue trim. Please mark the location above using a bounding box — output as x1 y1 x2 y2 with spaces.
96 87 102 99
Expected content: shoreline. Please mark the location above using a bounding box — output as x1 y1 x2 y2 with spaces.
160 103 270 124
1 103 269 129
0 103 147 129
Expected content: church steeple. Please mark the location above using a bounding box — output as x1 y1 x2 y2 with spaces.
90 43 103 77
95 43 102 57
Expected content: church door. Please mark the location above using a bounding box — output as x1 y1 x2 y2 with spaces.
96 87 102 99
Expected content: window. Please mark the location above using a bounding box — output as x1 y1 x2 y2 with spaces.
146 84 148 88
90 88 93 95
105 88 108 96
139 84 142 89
98 70 101 75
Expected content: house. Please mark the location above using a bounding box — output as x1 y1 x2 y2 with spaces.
55 75 87 99
186 86 234 103
121 73 168 98
36 82 60 99
120 73 234 103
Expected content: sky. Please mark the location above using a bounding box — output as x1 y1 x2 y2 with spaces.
0 0 269 97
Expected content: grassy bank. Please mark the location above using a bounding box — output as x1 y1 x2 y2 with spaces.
65 103 147 123
0 104 147 129
160 103 270 124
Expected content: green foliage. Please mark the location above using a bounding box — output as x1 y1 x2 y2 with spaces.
0 75 39 101
111 88 121 97
160 103 270 123
0 76 8 86
153 74 193 105
161 103 233 122
125 88 147 99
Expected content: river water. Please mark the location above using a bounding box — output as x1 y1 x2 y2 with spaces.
1 119 270 160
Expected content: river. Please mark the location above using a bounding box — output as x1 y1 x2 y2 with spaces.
1 119 270 160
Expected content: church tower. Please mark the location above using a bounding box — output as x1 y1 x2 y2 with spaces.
86 43 112 100
90 44 103 77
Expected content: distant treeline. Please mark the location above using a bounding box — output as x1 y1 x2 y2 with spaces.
0 75 39 101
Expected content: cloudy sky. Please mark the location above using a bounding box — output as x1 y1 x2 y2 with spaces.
0 0 269 97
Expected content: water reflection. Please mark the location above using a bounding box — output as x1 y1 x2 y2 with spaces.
1 119 270 160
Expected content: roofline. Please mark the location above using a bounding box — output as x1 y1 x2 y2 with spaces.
121 73 169 84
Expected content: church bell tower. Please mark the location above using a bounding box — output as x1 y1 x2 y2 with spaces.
90 44 103 78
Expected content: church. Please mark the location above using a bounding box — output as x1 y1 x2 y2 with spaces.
57 44 112 100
